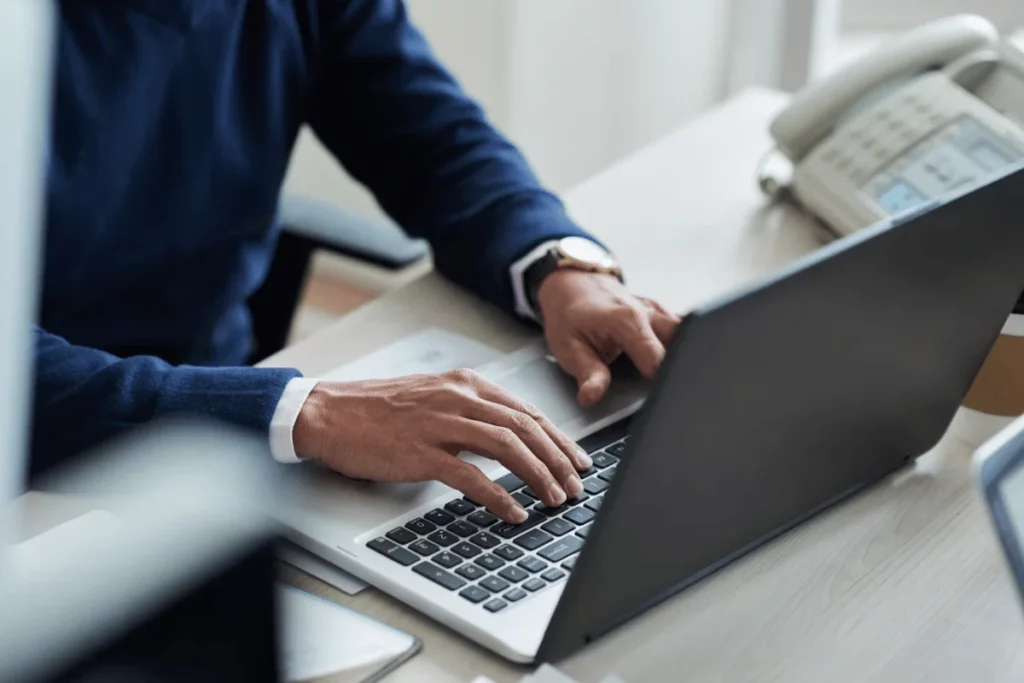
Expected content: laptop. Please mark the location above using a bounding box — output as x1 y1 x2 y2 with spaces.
974 414 1024 610
279 164 1024 663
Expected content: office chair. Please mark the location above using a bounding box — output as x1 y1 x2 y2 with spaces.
248 195 429 363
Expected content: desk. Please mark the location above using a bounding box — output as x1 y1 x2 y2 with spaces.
276 88 1018 681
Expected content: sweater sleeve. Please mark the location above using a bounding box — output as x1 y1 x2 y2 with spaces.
306 0 598 313
30 325 301 478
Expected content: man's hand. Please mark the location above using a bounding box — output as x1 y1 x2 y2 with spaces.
293 369 592 523
537 270 680 406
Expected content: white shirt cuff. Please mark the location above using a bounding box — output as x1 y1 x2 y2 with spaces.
270 377 321 464
509 239 563 322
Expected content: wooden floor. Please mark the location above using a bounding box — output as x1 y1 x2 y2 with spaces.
289 271 378 344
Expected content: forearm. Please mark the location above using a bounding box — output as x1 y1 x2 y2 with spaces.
309 0 598 312
32 326 300 477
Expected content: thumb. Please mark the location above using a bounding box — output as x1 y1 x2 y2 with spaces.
554 337 612 407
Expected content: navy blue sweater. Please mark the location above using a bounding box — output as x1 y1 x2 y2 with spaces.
35 0 592 473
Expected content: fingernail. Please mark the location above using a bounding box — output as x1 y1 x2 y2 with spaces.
548 484 567 506
511 505 529 523
565 474 583 498
577 449 593 469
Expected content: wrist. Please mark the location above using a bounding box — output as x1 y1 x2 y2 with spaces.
294 385 328 461
535 269 620 320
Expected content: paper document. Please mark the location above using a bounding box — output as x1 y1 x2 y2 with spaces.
278 543 368 595
278 585 420 683
324 328 502 382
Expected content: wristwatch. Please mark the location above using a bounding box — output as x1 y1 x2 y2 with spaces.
524 237 623 315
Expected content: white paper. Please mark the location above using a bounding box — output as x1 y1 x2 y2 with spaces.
324 328 502 382
278 585 417 682
278 543 368 595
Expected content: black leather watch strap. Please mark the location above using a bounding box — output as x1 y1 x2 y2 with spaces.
524 251 560 318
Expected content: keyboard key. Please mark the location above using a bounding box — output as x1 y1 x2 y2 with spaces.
498 566 530 583
481 576 510 593
524 578 547 592
495 473 525 492
444 499 476 516
467 510 498 527
539 536 584 563
492 511 546 539
519 488 540 500
469 532 500 550
514 529 554 551
412 562 466 591
475 554 506 571
447 521 478 538
405 518 436 535
484 599 508 613
517 556 547 573
427 530 458 547
425 509 455 526
456 564 487 581
534 502 571 517
584 496 604 512
598 467 617 482
562 557 577 570
432 551 462 569
576 525 591 539
577 467 598 479
452 542 482 559
564 507 596 525
385 527 417 545
410 539 440 556
512 492 534 507
367 537 419 566
542 569 566 582
541 518 575 537
606 441 627 457
459 586 490 604
583 477 609 495
591 451 618 469
504 588 527 602
462 495 482 507
493 545 525 561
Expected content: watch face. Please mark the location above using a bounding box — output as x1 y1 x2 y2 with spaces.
557 236 615 268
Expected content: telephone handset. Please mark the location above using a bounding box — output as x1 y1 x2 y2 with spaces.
762 14 1024 236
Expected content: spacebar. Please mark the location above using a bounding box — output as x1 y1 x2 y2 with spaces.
491 511 546 539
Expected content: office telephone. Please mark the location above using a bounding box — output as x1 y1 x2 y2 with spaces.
760 14 1024 236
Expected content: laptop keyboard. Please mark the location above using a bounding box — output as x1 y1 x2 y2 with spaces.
366 435 626 613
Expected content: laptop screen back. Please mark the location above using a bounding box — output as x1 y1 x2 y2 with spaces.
541 165 1024 662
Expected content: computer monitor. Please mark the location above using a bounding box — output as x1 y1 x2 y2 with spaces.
0 0 54 547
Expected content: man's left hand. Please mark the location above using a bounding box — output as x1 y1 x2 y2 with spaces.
536 270 680 407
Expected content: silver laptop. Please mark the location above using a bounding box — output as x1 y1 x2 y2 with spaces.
279 164 1024 663
975 414 1024 609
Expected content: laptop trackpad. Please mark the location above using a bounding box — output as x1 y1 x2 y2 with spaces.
478 341 648 439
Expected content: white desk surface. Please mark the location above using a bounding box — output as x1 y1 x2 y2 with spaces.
28 87 1019 683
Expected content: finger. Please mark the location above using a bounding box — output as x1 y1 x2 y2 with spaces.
613 309 665 378
464 398 585 498
469 378 592 472
551 336 612 407
452 418 568 508
429 453 529 523
649 310 679 346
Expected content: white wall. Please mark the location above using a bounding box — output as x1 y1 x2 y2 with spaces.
282 0 732 221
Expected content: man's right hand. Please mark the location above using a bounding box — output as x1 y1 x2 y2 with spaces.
292 369 593 523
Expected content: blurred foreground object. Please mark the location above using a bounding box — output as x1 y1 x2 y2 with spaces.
0 0 55 551
0 421 282 683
